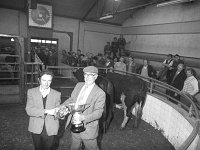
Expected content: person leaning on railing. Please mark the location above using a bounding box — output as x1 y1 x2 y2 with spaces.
136 59 157 79
181 68 199 117
166 62 187 103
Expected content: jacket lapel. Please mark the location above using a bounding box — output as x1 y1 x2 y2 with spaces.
85 84 97 105
35 87 44 109
46 88 54 109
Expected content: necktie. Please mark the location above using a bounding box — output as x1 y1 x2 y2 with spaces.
76 85 88 104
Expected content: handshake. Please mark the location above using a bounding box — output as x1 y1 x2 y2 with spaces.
55 105 70 119
44 105 70 119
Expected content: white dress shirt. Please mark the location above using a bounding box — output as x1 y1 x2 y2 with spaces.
76 83 95 105
39 86 50 98
182 76 199 96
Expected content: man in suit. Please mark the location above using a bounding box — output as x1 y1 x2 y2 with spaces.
62 66 106 150
26 69 61 150
167 62 187 102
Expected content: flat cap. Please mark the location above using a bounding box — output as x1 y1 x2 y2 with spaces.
83 66 98 74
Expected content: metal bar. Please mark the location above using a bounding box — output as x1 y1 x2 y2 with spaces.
0 78 20 80
0 63 20 65
0 70 19 72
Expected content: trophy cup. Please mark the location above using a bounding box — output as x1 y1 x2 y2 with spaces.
68 103 86 133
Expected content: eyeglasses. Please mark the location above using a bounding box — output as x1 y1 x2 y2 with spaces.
84 73 97 77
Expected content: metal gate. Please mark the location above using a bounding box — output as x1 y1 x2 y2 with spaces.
0 36 23 104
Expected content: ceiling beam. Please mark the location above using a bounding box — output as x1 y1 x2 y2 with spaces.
114 1 157 14
84 20 121 26
82 0 99 21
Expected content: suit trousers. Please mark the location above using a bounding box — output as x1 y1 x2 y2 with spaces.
32 126 55 150
71 132 99 150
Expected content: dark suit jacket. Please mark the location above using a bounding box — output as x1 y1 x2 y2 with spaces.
169 69 187 90
62 82 106 140
26 86 61 136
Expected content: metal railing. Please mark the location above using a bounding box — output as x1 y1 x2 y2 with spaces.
23 65 199 150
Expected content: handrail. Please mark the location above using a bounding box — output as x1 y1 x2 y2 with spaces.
120 69 200 150
31 65 199 150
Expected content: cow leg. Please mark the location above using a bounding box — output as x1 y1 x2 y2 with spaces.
134 116 139 128
133 102 142 128
120 115 129 129
120 93 129 129
120 105 129 129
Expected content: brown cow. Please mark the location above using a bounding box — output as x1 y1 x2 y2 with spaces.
106 72 148 129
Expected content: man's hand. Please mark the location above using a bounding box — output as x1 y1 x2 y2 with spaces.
45 108 57 116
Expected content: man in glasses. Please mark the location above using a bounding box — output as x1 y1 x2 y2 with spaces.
62 66 106 150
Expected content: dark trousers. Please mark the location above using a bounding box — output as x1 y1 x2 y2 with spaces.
32 127 55 150
118 45 125 57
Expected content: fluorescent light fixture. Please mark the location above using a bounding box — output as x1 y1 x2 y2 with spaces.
99 14 113 20
157 0 195 7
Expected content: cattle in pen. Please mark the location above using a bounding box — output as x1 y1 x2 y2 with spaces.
106 72 148 129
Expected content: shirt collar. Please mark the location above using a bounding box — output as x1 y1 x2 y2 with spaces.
39 85 50 95
85 83 95 88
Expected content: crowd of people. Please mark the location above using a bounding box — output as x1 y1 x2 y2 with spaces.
32 46 57 66
104 35 126 58
24 36 200 107
156 53 199 116
61 35 126 69
26 51 200 150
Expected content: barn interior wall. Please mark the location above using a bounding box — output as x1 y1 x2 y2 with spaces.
122 1 200 59
79 21 122 56
1 1 200 60
0 8 121 60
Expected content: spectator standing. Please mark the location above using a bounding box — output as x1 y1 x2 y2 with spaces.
111 37 119 58
77 49 82 65
118 34 126 57
136 59 157 79
49 51 57 66
114 57 126 75
167 62 187 102
126 56 137 74
158 54 173 81
166 54 184 83
61 50 67 64
105 56 114 69
104 42 112 57
182 68 199 96
181 68 199 116
96 53 106 67
41 48 50 67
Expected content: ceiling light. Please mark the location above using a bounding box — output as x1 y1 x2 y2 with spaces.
157 0 195 7
99 14 114 20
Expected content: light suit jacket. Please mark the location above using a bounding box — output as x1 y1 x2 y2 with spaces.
25 86 61 136
62 82 106 140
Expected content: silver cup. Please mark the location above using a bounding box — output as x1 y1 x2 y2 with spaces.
68 103 86 133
